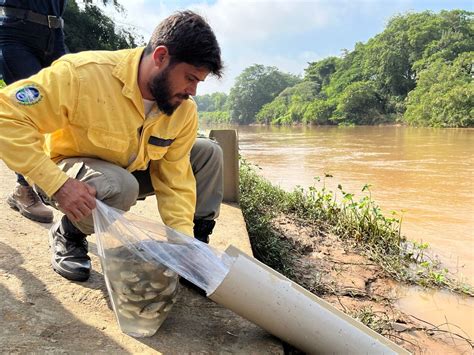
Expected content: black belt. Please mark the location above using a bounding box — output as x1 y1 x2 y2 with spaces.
0 6 64 29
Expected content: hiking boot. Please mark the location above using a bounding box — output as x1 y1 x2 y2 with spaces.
49 218 91 282
193 219 216 244
7 183 53 223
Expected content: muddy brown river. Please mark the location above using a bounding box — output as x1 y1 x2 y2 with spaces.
205 124 474 341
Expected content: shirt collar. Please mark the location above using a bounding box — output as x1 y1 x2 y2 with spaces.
112 47 146 118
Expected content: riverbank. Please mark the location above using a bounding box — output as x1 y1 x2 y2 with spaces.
239 161 473 353
230 124 474 285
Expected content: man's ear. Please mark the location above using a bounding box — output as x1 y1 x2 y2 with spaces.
152 46 169 68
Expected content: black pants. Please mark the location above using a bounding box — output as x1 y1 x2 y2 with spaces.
0 19 67 185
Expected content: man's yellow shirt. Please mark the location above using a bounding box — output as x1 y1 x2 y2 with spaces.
0 47 197 236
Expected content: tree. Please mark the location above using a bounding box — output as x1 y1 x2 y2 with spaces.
258 10 472 127
404 52 473 127
83 0 123 11
333 81 384 125
413 10 474 72
63 0 139 52
325 42 367 98
194 94 213 112
227 64 300 124
194 92 228 112
303 99 335 125
362 10 473 98
192 10 474 127
305 56 341 91
256 81 318 124
256 96 289 125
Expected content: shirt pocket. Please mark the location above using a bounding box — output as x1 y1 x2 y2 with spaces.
87 127 129 153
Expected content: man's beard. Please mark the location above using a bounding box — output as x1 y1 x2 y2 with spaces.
149 66 189 116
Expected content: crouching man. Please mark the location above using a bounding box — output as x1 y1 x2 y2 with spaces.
0 11 223 281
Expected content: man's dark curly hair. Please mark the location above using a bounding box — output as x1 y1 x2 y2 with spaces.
144 11 223 78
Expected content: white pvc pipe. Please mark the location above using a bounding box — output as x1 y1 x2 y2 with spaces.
209 246 409 354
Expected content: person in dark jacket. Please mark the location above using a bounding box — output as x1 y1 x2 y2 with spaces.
0 0 68 223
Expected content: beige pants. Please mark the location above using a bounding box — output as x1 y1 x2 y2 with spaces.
40 138 223 235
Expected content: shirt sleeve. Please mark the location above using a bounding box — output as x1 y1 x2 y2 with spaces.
149 102 198 237
0 60 79 196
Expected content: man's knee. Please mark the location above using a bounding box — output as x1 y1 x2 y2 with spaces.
207 139 224 165
191 138 223 171
192 139 224 221
64 158 139 212
97 169 139 211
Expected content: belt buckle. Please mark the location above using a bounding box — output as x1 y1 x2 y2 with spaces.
47 15 63 29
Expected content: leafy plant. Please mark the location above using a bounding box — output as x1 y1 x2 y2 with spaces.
239 160 473 296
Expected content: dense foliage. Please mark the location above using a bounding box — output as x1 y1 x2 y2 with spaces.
194 92 230 123
226 64 300 124
404 52 473 127
197 10 473 127
64 0 140 52
195 92 228 112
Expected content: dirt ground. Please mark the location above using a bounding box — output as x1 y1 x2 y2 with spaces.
0 161 282 354
272 214 473 354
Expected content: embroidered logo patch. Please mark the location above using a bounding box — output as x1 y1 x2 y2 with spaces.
15 85 42 105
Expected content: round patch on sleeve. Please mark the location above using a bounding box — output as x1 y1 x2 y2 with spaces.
15 85 42 105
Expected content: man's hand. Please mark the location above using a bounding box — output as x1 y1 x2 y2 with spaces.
54 178 97 222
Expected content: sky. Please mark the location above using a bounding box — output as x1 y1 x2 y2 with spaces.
103 0 473 95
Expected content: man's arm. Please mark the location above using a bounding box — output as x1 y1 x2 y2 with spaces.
0 61 96 220
150 102 198 236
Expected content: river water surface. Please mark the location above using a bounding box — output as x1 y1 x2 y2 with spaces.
207 125 474 341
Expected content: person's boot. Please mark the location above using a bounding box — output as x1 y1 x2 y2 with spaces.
7 183 53 223
193 219 216 244
49 216 91 282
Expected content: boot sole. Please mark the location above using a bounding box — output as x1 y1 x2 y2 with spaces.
48 230 90 282
7 195 53 224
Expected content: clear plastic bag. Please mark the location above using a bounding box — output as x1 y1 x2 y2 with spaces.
92 200 233 337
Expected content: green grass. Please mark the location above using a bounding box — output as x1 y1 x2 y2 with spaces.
239 160 473 296
239 161 296 278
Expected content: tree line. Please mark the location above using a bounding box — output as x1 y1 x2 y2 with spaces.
195 10 473 128
2 5 469 128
